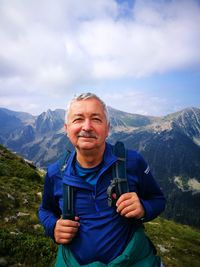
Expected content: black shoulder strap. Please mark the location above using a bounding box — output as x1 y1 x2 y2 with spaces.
62 183 75 220
107 141 129 207
113 141 127 186
58 149 75 220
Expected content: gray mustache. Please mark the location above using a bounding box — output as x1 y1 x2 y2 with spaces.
77 132 97 139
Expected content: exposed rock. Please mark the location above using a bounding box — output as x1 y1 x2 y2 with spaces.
157 244 169 253
17 212 30 217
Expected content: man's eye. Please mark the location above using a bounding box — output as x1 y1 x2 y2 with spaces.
73 118 83 123
93 117 102 122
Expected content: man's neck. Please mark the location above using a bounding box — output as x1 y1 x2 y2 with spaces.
76 147 105 168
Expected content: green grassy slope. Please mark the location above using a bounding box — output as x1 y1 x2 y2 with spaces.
0 144 57 266
0 145 199 267
145 218 200 267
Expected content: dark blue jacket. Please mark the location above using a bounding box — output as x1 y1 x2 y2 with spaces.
38 143 166 265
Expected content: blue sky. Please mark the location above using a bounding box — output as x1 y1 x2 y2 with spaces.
0 0 200 116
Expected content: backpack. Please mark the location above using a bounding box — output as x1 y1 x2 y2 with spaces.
61 141 129 220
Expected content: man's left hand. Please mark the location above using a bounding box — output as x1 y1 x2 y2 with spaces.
116 192 145 219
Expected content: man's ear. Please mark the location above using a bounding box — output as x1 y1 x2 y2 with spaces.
106 122 110 137
64 123 68 133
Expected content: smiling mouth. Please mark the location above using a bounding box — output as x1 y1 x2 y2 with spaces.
77 133 97 139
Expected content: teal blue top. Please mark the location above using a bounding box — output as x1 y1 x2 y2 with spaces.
74 161 102 186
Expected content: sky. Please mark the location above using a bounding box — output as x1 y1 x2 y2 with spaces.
0 0 200 117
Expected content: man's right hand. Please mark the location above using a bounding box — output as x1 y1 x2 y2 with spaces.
54 217 80 244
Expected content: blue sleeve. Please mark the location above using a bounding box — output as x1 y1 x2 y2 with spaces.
38 171 61 239
135 152 166 222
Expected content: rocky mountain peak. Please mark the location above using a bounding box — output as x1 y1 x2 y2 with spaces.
146 107 200 142
170 107 200 145
35 109 64 134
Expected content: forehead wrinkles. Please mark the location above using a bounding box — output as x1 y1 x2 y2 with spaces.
73 112 102 117
69 100 105 117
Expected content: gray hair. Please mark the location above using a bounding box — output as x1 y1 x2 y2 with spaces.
65 92 110 124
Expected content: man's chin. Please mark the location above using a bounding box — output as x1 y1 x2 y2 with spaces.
77 141 98 151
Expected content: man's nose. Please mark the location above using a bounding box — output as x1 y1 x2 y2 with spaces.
82 119 92 130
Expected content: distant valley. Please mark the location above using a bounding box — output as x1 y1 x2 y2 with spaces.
0 106 200 228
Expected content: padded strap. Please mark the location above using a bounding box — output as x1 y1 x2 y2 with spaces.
113 141 129 195
59 149 75 220
113 141 126 177
62 184 75 220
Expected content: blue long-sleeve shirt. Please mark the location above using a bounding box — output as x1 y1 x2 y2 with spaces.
38 143 166 265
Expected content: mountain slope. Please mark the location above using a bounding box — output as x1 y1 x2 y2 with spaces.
0 145 57 266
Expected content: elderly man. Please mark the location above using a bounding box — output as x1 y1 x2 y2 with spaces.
38 93 166 266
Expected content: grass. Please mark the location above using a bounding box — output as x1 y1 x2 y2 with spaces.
145 217 200 267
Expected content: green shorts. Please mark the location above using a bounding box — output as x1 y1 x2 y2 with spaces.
55 227 161 267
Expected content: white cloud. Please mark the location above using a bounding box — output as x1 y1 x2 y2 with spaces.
0 0 200 114
102 90 172 116
76 0 200 79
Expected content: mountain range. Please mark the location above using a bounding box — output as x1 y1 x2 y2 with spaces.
0 106 200 227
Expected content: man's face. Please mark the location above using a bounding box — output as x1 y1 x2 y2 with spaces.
65 98 109 152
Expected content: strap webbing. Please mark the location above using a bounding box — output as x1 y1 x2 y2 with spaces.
113 141 126 176
113 141 128 195
107 141 129 207
62 185 75 220
59 149 75 220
